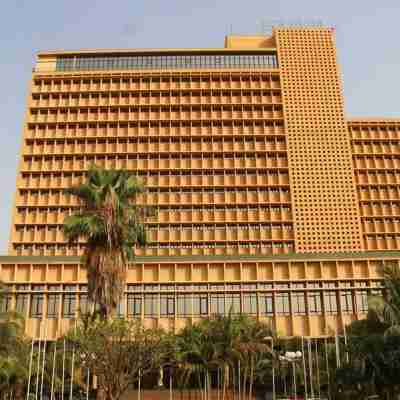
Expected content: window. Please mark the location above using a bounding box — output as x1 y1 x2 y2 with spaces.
16 293 28 315
127 295 142 316
177 295 192 316
340 290 354 314
225 294 241 314
291 292 306 315
308 292 322 314
0 293 12 313
243 293 257 315
356 290 369 313
144 294 158 317
193 294 208 316
62 293 76 318
30 286 44 318
259 293 273 316
117 299 125 317
210 294 225 315
47 294 60 318
56 54 279 72
324 291 338 314
275 292 290 315
160 295 175 316
78 294 88 315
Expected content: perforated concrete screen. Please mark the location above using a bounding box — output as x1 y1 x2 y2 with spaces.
275 28 363 253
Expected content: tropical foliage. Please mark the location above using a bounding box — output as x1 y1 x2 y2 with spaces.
0 283 29 400
67 317 164 400
337 262 400 399
63 166 152 319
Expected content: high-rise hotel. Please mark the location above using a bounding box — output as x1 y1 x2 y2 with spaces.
2 27 400 339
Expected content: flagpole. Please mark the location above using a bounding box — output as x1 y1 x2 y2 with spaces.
69 320 77 400
138 368 141 400
40 320 48 400
301 337 308 400
86 368 90 400
238 360 241 400
324 338 331 400
62 336 66 400
335 332 341 369
35 320 43 400
26 336 35 400
343 324 349 363
50 331 58 400
308 338 314 399
315 340 321 400
271 339 275 400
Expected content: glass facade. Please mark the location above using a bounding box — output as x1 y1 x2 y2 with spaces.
56 53 278 72
4 280 378 320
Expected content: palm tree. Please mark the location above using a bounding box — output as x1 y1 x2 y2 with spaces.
63 166 152 319
367 262 400 335
236 316 274 400
0 283 28 400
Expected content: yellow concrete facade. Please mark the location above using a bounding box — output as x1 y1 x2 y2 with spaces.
3 28 400 337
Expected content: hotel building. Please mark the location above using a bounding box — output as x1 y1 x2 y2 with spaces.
1 27 400 338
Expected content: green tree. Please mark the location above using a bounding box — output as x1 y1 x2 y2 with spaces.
0 283 29 400
63 166 152 319
367 262 400 335
67 317 164 400
235 316 274 400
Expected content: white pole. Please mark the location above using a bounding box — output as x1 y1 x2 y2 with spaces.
301 337 308 400
61 338 66 400
86 368 90 400
271 339 275 400
35 320 43 400
138 368 141 400
315 340 321 400
169 370 172 400
308 339 314 399
325 338 331 400
238 360 241 400
50 334 57 400
26 337 35 400
335 333 341 368
343 324 349 364
292 362 296 400
40 320 48 400
69 321 77 400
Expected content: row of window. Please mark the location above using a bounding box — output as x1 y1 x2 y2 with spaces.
1 289 375 318
28 120 285 130
26 137 286 146
34 73 280 86
55 54 279 72
5 281 380 292
12 242 296 255
31 104 284 113
32 90 282 100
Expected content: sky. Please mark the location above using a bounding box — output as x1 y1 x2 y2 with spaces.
1 0 400 253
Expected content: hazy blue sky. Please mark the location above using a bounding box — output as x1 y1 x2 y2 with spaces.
1 0 400 253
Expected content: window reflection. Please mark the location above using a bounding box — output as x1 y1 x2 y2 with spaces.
275 292 290 315
144 294 158 316
291 292 306 315
177 294 191 316
56 54 279 72
127 294 142 316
